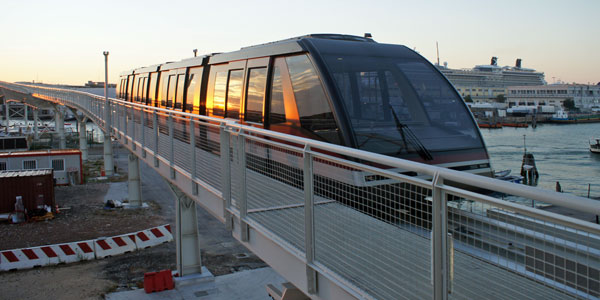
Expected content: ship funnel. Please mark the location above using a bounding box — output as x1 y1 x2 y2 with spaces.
516 58 522 68
491 56 498 66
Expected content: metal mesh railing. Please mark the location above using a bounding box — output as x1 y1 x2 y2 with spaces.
445 191 598 299
1 81 599 300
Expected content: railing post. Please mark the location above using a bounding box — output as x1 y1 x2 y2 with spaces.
190 117 198 195
220 124 232 230
303 145 317 295
131 107 136 150
169 113 175 179
141 108 146 158
123 105 128 144
237 131 248 242
153 111 159 168
431 173 448 300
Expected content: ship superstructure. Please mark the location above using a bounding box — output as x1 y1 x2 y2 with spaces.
437 57 546 102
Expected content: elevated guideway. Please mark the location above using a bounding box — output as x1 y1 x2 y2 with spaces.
1 81 599 300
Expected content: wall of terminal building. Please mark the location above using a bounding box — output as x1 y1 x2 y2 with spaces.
506 84 600 110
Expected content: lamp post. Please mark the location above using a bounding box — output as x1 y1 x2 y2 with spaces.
103 51 114 176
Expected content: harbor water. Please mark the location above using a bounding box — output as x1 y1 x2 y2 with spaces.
481 123 600 199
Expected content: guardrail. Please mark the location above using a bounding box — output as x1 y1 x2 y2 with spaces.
1 81 599 300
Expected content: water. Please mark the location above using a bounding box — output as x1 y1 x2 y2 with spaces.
480 123 600 198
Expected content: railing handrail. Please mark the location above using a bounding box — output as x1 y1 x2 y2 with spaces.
3 81 599 222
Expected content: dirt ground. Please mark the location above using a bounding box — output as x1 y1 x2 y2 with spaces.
0 143 266 299
0 183 166 250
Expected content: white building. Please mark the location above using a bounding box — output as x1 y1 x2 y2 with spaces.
507 84 600 111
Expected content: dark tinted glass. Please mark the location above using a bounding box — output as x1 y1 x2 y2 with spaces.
186 68 202 111
323 52 483 157
226 69 243 119
213 71 227 116
167 75 176 107
269 66 285 124
141 77 148 103
245 68 267 123
175 74 185 109
149 72 158 105
286 54 340 144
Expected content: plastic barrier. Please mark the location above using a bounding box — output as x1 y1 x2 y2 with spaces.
135 225 173 249
0 240 95 271
94 234 137 259
1 248 49 271
144 269 175 293
0 224 172 272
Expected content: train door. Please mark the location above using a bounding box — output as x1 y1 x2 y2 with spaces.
173 69 186 111
206 60 246 119
185 67 204 114
148 72 159 107
127 74 135 102
242 57 269 128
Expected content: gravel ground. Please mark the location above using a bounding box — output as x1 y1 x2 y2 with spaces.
0 143 266 299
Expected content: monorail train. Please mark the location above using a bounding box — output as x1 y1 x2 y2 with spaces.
117 34 492 178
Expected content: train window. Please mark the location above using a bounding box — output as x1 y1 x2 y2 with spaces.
186 67 202 112
167 74 176 107
269 66 286 124
213 71 227 117
118 79 124 98
285 54 340 144
141 77 148 104
149 72 158 106
127 75 135 101
160 74 170 107
322 51 483 156
226 69 243 119
175 74 185 109
245 68 267 123
135 77 142 102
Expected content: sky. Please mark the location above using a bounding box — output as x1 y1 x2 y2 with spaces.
1 0 598 85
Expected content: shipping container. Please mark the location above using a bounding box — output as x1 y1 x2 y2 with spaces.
0 149 82 185
0 169 55 214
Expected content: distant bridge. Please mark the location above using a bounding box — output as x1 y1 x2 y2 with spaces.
1 81 599 300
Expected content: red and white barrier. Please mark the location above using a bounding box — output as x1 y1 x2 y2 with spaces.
135 225 173 249
1 248 48 271
1 224 172 271
94 234 137 259
0 240 95 271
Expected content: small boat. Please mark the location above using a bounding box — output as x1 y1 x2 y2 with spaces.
549 110 575 123
494 169 523 183
478 122 502 129
591 138 600 154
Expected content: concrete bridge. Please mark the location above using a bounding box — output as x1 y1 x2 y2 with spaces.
1 81 599 300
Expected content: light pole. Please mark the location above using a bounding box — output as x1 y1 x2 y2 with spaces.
103 51 114 176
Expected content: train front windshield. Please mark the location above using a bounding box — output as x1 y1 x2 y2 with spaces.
318 43 486 163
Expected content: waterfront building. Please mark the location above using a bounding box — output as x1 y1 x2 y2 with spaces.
437 57 546 103
507 84 600 110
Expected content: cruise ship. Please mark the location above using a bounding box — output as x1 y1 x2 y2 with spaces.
437 57 546 102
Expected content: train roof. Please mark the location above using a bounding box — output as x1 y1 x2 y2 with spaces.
208 33 375 65
119 34 384 76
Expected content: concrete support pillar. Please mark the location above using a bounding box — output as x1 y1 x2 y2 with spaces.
54 107 66 149
79 118 88 161
103 132 114 176
127 153 142 207
24 106 28 122
33 109 39 141
171 183 202 276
